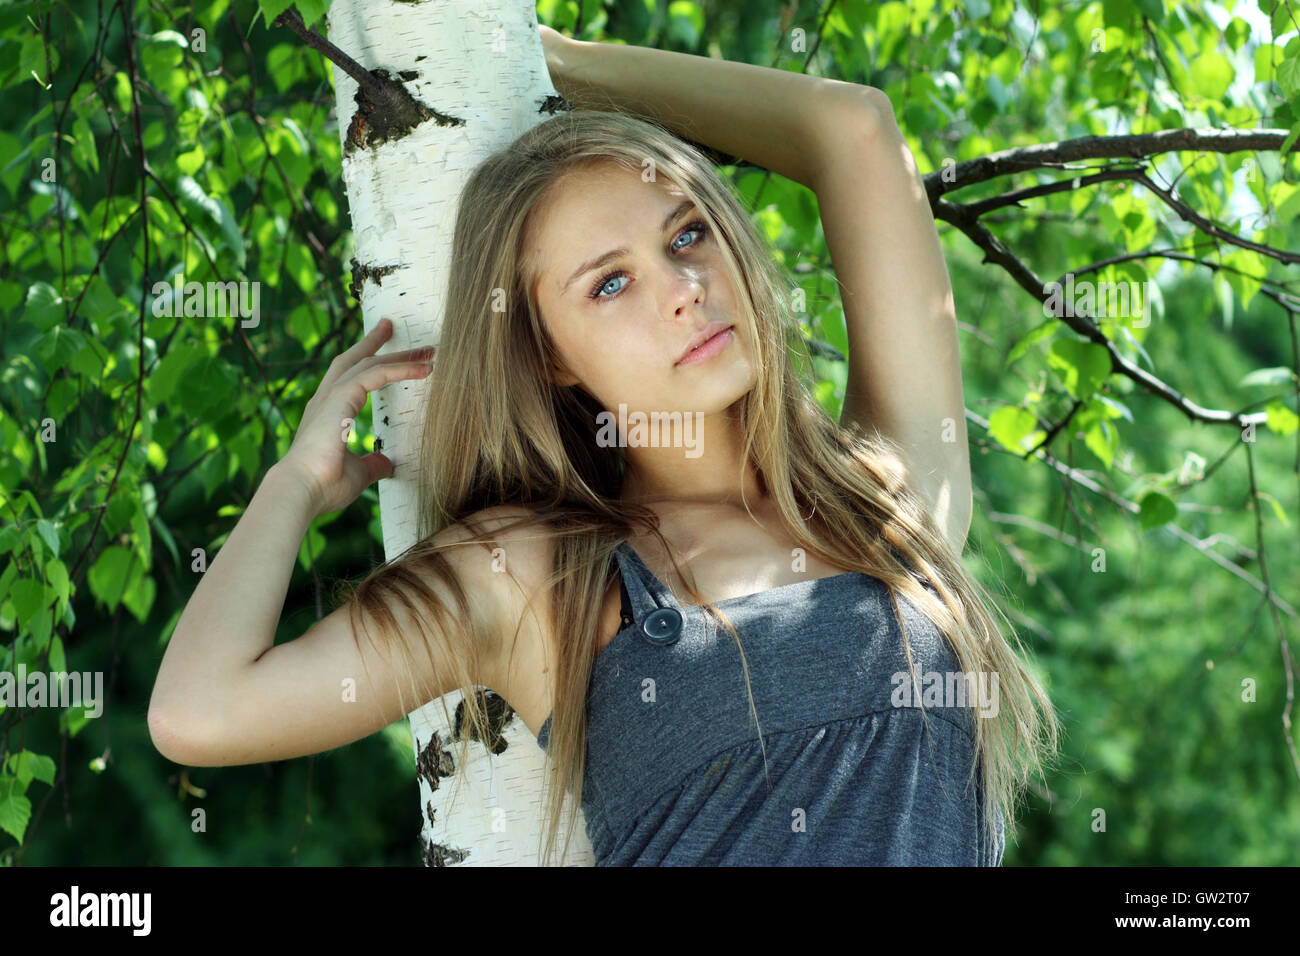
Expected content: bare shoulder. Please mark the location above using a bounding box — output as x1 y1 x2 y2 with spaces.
437 504 556 598
432 504 558 696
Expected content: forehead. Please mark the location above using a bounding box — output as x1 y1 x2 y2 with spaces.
525 162 690 288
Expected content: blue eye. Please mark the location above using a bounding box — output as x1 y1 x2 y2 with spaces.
587 221 709 303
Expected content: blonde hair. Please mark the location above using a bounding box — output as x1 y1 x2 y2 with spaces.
333 108 1060 866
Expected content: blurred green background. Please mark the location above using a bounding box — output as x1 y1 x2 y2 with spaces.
1 0 1298 865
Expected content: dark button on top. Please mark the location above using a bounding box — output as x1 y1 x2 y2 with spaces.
640 607 683 645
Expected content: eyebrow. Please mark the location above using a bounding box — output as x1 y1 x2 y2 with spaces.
560 199 697 296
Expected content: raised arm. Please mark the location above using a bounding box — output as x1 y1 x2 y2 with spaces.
540 25 866 191
809 92 972 555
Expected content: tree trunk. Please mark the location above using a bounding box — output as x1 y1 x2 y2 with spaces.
324 0 591 866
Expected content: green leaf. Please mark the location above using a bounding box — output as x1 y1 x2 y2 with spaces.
176 354 240 419
176 175 246 268
0 526 21 557
148 342 206 406
11 750 55 788
176 144 205 176
48 633 65 673
1190 51 1233 100
1222 251 1268 311
1255 43 1280 84
666 0 704 47
258 0 296 25
122 571 156 622
1278 52 1300 98
835 0 871 39
22 281 63 331
988 405 1039 452
70 116 98 174
1048 339 1112 400
986 73 1009 113
31 326 88 375
1006 319 1058 365
35 519 59 558
1279 118 1300 158
1269 2 1293 42
1238 366 1295 388
8 578 47 631
87 545 132 611
1265 399 1299 435
296 0 331 29
266 44 303 94
140 30 187 88
1084 418 1118 468
0 778 32 844
285 241 315 293
1138 491 1178 529
1093 393 1134 422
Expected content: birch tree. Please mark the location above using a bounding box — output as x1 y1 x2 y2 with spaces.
290 0 592 866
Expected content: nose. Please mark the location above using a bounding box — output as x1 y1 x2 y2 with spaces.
665 264 706 320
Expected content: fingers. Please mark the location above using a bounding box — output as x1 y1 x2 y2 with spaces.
360 451 394 484
319 318 397 391
319 320 434 396
380 345 436 363
340 360 434 407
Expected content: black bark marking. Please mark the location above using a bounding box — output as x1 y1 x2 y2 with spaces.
415 730 456 792
538 94 573 115
453 689 515 756
273 10 457 155
344 67 464 156
416 761 471 865
349 256 400 300
419 830 470 866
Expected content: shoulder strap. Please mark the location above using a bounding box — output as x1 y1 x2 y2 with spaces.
611 552 635 633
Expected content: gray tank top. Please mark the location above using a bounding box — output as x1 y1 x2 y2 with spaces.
535 539 1005 865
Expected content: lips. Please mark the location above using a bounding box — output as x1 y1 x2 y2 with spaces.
677 323 735 365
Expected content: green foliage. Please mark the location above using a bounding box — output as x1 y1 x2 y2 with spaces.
0 0 1296 865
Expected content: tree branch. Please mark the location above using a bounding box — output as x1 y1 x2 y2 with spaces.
926 127 1300 203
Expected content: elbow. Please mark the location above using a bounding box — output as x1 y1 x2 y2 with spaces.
859 86 895 126
808 85 898 192
147 707 185 764
148 707 210 767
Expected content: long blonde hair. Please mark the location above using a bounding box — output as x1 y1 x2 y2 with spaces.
334 108 1060 866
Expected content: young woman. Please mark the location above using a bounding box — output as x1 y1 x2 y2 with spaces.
149 27 1059 867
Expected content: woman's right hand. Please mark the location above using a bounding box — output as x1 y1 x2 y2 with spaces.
277 318 434 517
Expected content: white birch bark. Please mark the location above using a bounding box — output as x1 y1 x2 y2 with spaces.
324 0 593 866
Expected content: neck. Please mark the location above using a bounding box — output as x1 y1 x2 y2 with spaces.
617 404 765 510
